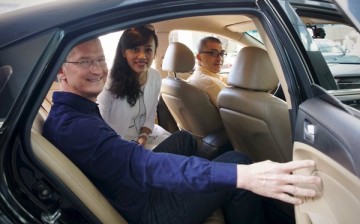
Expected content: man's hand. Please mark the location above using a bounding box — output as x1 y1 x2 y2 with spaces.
236 160 321 205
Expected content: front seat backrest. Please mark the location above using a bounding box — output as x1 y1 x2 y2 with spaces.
161 42 231 159
161 77 224 136
217 47 292 163
161 42 225 136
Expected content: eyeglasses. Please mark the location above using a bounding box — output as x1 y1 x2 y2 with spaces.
199 51 227 58
64 58 107 69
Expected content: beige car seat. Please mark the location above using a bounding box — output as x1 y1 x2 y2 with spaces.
217 46 292 163
161 42 232 159
31 110 127 223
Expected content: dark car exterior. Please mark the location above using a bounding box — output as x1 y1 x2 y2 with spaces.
1 0 360 223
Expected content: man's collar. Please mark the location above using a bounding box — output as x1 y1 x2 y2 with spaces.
52 91 98 113
196 65 220 78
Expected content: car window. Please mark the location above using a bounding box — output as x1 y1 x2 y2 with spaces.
100 30 244 80
309 24 360 61
277 1 360 93
169 30 244 76
247 24 360 89
246 30 263 43
0 31 54 128
99 31 123 69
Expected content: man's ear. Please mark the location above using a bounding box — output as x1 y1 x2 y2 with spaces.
196 53 202 62
58 66 66 80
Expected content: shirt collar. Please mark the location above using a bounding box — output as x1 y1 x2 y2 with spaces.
52 91 98 113
196 65 220 78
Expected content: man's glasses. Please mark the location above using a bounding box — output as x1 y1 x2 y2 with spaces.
64 58 107 69
199 51 227 58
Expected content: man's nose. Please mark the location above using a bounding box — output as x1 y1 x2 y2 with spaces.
90 61 103 72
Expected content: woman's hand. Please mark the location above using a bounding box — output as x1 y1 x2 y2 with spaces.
236 160 321 205
137 133 148 146
138 127 152 146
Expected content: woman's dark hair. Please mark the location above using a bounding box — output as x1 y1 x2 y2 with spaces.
108 25 158 106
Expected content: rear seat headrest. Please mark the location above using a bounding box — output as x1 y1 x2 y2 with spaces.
228 47 278 91
162 42 195 73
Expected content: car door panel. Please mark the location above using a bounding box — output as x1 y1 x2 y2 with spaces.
332 89 360 111
293 94 360 223
294 96 360 176
293 142 360 224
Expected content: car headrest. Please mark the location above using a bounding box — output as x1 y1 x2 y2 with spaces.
162 42 195 73
227 47 278 91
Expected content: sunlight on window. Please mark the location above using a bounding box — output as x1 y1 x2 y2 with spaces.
99 31 123 69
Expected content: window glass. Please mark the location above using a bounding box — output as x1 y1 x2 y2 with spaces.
100 30 244 79
246 30 263 43
278 0 360 92
309 24 360 89
99 31 123 69
0 31 54 128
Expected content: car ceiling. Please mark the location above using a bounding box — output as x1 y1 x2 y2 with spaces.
153 14 261 47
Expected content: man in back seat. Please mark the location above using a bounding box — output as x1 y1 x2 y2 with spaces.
42 37 320 224
187 36 228 107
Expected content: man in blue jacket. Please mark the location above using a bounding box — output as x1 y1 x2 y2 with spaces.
43 37 320 224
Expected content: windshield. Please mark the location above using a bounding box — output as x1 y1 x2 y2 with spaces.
311 25 360 64
247 19 360 66
277 0 360 91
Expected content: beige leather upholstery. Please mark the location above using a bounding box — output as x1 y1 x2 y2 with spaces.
161 42 232 159
31 113 127 223
42 81 60 113
162 42 195 75
218 47 292 163
161 77 224 137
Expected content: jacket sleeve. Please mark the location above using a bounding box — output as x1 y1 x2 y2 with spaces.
62 117 237 192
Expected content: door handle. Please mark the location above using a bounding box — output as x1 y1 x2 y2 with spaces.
304 120 315 143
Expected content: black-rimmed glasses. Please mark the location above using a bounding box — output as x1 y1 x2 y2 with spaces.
64 58 107 69
199 51 227 58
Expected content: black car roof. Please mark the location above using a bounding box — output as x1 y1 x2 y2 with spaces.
0 0 338 48
0 0 138 47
